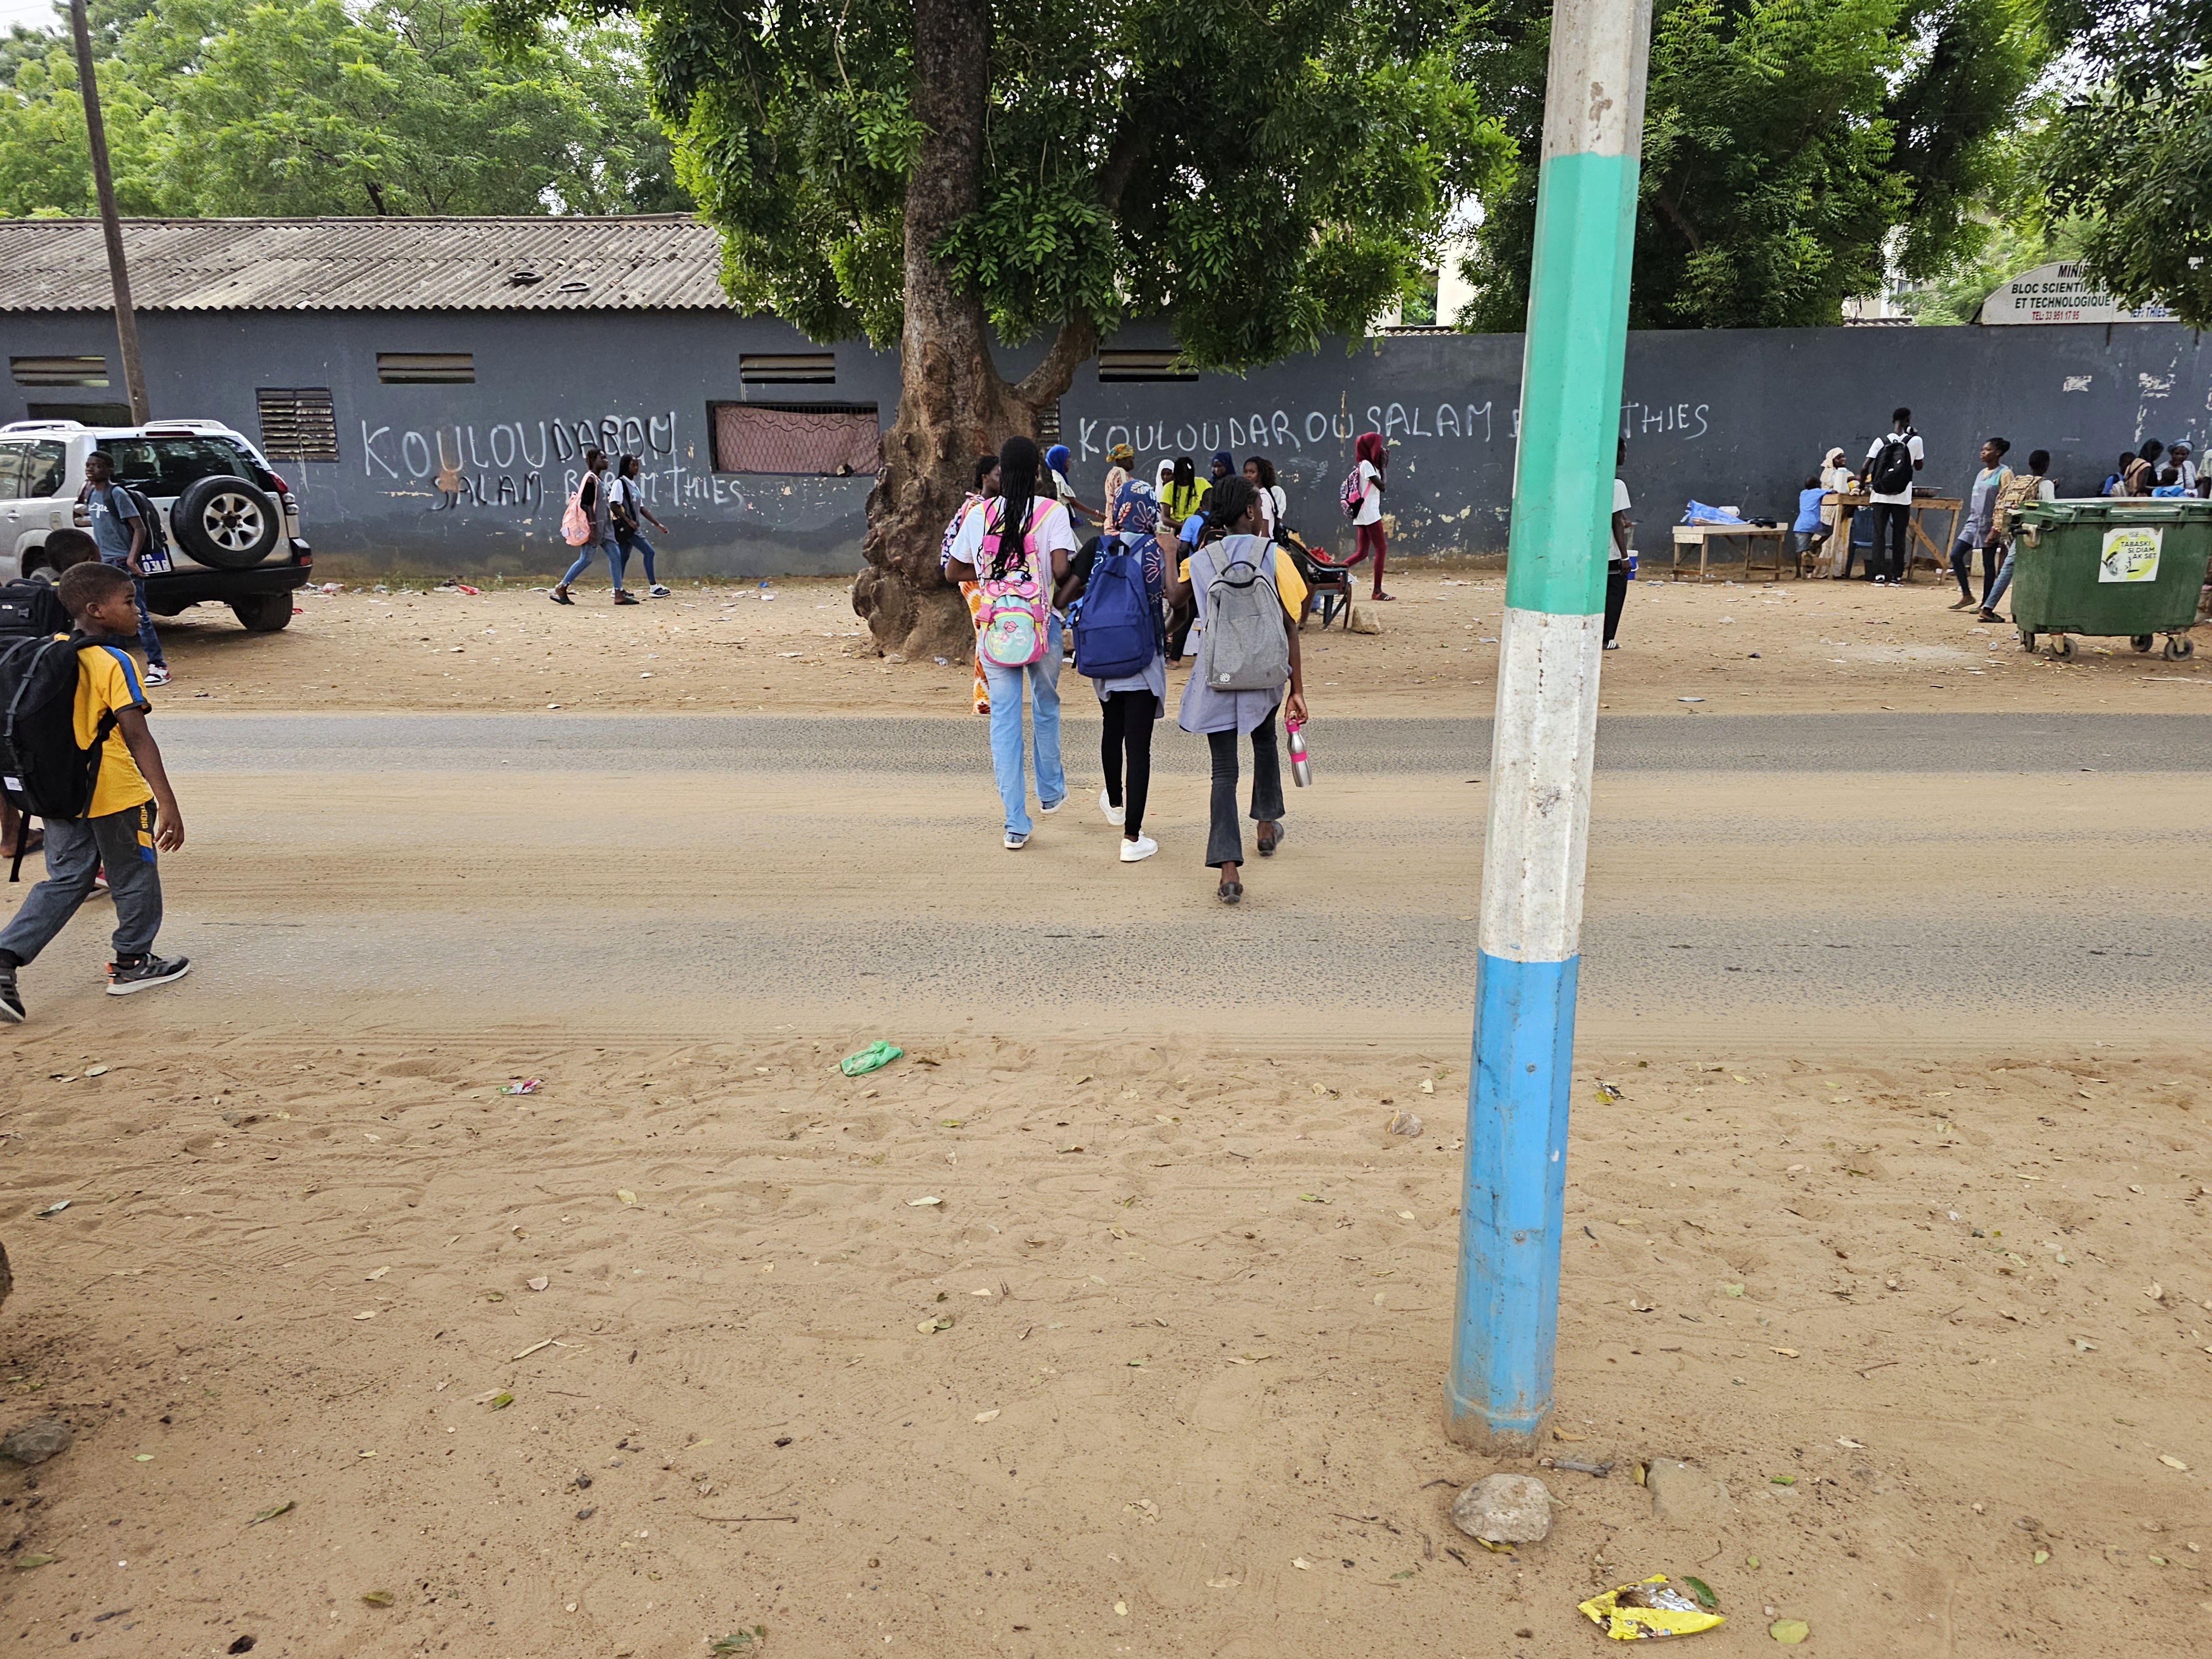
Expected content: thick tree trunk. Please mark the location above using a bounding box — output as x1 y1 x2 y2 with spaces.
853 0 1005 659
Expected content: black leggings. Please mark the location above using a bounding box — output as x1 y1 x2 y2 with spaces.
1099 689 1156 838
1204 709 1286 868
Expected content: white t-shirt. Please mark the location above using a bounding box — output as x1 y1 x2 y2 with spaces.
1610 478 1631 566
1863 431 1925 506
950 494 1079 580
1355 460 1383 526
1255 483 1287 535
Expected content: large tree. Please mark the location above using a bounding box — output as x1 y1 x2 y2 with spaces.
2039 1 2212 327
493 0 1509 659
0 0 685 218
1458 0 2063 331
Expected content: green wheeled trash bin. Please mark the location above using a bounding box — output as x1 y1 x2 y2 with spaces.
2006 498 2212 661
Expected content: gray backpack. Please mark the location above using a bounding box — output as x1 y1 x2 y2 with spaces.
1198 534 1290 691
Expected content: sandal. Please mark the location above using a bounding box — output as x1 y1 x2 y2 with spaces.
614 592 640 606
1217 880 1243 905
1371 591 1396 601
549 588 574 606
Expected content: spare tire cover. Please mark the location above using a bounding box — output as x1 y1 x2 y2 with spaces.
173 474 280 570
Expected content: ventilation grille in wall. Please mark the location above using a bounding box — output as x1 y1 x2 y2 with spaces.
1037 403 1062 445
11 354 109 387
710 401 881 476
376 352 474 384
256 387 341 463
25 401 132 425
1097 349 1197 383
740 353 837 385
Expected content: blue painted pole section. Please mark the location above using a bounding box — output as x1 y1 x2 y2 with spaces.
1449 951 1579 1441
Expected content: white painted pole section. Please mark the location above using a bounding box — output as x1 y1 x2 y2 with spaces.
1538 0 1652 161
1477 608 1603 966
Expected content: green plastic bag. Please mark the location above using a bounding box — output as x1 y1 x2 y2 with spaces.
839 1040 904 1077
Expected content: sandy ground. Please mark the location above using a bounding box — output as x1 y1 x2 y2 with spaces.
2 554 2209 1653
144 564 2212 718
0 1030 2206 1656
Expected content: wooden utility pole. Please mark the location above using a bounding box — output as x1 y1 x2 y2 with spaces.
68 0 148 423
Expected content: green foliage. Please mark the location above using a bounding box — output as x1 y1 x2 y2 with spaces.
2039 4 2212 327
1458 0 2064 331
0 0 686 218
542 0 1511 365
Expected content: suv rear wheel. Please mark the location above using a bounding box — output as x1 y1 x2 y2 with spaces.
230 593 293 632
174 474 280 570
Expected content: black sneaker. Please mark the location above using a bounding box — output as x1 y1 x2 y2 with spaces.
106 954 191 996
0 966 22 1024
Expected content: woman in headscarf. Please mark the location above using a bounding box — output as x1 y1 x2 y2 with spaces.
1343 432 1391 600
1045 442 1101 525
1102 442 1135 520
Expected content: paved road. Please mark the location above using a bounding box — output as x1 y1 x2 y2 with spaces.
159 709 2212 777
17 711 2206 1042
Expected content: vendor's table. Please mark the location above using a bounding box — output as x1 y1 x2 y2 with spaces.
1828 493 1963 581
1669 521 1792 582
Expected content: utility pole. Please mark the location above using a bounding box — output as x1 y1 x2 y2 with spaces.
68 0 148 424
1446 0 1652 1452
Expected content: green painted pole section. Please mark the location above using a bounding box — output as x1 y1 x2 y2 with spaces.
1501 150 1641 620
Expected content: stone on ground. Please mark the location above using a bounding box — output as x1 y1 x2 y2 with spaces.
1451 1472 1552 1543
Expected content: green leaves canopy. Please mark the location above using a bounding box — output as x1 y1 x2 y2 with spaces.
2039 2 2212 328
1458 0 2063 331
0 0 684 218
538 0 1511 368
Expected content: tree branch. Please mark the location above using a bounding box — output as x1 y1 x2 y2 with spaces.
1012 313 1100 409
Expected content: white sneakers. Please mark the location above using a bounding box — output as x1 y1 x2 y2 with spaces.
1004 831 1029 851
1099 787 1125 827
1119 834 1158 863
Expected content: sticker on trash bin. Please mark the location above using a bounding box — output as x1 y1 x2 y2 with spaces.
2098 524 2162 583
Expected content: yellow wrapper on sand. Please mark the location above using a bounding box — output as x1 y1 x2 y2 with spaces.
1578 1575 1727 1640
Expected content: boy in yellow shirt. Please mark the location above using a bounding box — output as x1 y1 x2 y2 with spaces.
0 564 188 1021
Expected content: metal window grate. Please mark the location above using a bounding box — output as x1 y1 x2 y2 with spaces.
739 353 837 385
1037 403 1062 445
1097 349 1197 383
256 387 340 463
377 352 474 384
24 400 131 425
709 401 880 475
11 354 109 387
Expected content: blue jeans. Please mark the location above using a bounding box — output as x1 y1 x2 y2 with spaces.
619 531 658 586
1984 545 2015 610
101 559 165 665
559 536 625 591
981 617 1065 836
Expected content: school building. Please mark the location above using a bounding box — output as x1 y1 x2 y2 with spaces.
0 216 2203 580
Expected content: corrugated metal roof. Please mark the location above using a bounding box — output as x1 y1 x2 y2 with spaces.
0 216 733 312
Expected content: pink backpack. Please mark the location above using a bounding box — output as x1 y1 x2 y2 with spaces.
561 478 593 546
974 500 1051 668
1339 465 1365 519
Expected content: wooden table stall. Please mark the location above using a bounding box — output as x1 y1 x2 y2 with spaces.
1668 520 1793 582
1824 492 1964 582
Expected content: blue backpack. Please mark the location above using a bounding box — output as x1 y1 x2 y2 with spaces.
1072 535 1157 680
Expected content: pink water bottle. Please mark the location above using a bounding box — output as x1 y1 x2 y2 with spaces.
1287 718 1312 787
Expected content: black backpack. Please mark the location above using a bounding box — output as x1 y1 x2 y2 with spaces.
0 578 69 641
1870 433 1915 495
1 633 117 881
80 482 171 562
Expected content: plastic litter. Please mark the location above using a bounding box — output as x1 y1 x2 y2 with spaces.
839 1040 904 1077
498 1079 542 1095
1578 1575 1727 1640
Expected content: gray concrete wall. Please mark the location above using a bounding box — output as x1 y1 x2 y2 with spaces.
5 306 2205 578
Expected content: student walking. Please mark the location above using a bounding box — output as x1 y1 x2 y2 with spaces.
0 562 190 1022
1863 408 1924 582
613 455 673 596
1606 444 1633 649
946 437 1078 850
1948 439 2012 609
1168 476 1309 904
1075 483 1166 864
1243 456 1288 538
1343 432 1392 599
551 450 633 605
1978 449 2054 622
79 451 170 686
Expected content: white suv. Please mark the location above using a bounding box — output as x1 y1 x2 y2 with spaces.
1 417 312 632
